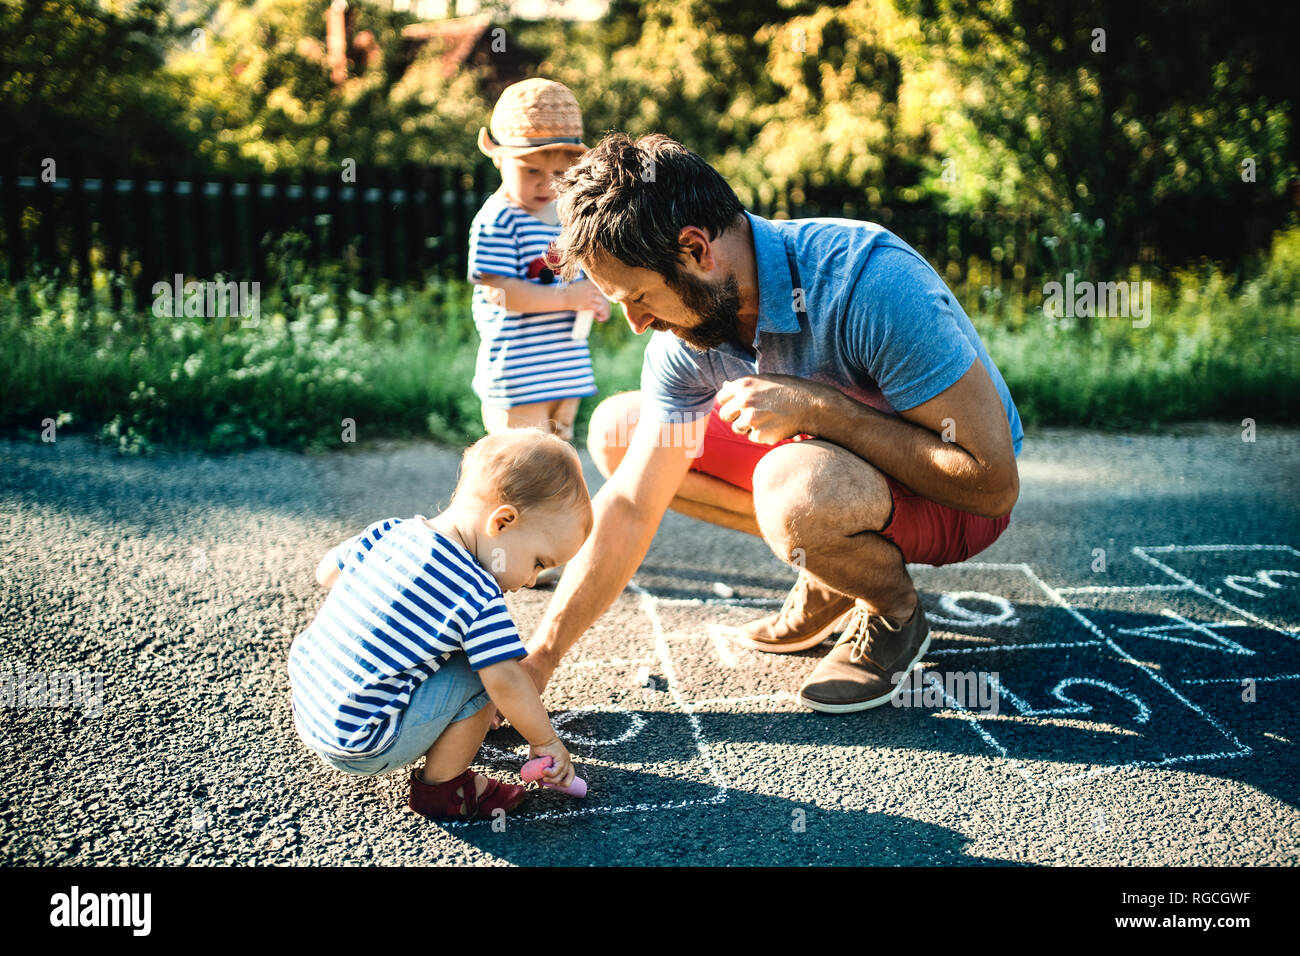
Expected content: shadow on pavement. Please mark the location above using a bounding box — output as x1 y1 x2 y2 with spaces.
437 768 1026 866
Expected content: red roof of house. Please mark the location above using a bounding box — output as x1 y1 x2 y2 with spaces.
401 13 493 79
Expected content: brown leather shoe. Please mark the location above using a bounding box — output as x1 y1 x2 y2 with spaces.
797 603 931 713
734 571 855 654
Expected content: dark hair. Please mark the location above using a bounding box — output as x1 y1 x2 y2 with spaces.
550 133 745 282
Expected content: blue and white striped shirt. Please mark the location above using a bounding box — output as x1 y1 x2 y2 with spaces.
467 191 598 408
288 516 526 758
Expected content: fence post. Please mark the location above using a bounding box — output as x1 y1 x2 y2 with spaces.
359 165 376 294
131 166 155 312
247 171 264 284
271 170 290 249
3 169 25 285
102 165 124 313
190 170 209 281
324 169 345 326
427 165 446 274
381 166 399 285
218 175 236 277
301 166 317 270
35 162 56 281
452 166 470 280
69 160 92 302
401 163 421 280
326 165 343 263
163 174 182 288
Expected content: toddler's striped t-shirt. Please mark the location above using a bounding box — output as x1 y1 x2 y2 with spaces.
467 191 598 408
288 516 525 758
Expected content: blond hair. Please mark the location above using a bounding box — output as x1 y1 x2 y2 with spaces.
454 428 590 523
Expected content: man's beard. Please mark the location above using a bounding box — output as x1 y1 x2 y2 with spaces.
650 268 742 352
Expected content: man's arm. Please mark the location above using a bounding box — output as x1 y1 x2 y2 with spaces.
523 411 710 693
718 362 1018 519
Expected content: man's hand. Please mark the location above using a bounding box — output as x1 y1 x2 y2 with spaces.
716 374 839 444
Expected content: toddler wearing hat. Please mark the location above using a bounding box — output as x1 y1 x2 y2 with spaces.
468 78 611 443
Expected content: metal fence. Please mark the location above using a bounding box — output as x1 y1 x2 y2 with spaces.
1 163 1054 310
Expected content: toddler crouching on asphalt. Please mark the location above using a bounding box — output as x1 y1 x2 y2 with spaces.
288 429 592 819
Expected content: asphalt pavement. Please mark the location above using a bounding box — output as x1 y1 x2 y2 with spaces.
2 423 1297 865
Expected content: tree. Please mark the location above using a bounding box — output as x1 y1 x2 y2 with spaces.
172 0 493 173
912 0 1296 269
0 0 198 173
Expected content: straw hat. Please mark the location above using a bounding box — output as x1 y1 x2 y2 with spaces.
478 78 587 159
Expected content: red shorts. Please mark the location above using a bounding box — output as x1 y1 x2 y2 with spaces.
689 403 1011 567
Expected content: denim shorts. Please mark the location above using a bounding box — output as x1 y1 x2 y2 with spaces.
317 652 492 776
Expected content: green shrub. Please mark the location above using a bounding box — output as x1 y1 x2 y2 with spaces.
3 225 1296 453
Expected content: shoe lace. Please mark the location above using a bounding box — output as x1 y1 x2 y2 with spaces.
777 570 812 620
836 605 902 665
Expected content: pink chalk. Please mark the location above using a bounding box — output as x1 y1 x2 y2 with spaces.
521 756 587 798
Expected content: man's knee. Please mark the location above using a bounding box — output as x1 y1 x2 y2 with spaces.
586 390 642 478
751 444 816 562
751 440 892 561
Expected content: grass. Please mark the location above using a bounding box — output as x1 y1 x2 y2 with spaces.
3 226 1297 454
0 270 649 454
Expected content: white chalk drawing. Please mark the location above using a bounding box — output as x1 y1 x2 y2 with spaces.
451 706 649 761
994 675 1152 724
460 544 1292 819
929 639 1101 656
1115 609 1255 655
919 559 1256 789
1182 673 1300 685
1222 569 1299 598
550 706 648 747
928 591 1019 628
451 583 730 827
706 623 739 668
1132 545 1300 640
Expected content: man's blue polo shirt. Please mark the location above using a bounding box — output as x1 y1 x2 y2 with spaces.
640 212 1023 456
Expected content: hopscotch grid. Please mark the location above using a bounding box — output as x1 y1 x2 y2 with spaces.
445 584 731 828
1056 584 1192 594
1114 610 1255 656
453 545 1288 822
691 691 798 707
1144 545 1300 553
659 549 1283 790
1183 673 1300 685
631 581 731 797
1131 545 1300 640
928 640 1101 656
1030 564 1252 761
561 657 654 670
913 562 1255 789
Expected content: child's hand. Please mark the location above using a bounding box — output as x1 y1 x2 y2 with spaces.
529 736 574 789
566 280 607 314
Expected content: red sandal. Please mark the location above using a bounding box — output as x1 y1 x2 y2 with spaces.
408 768 527 820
